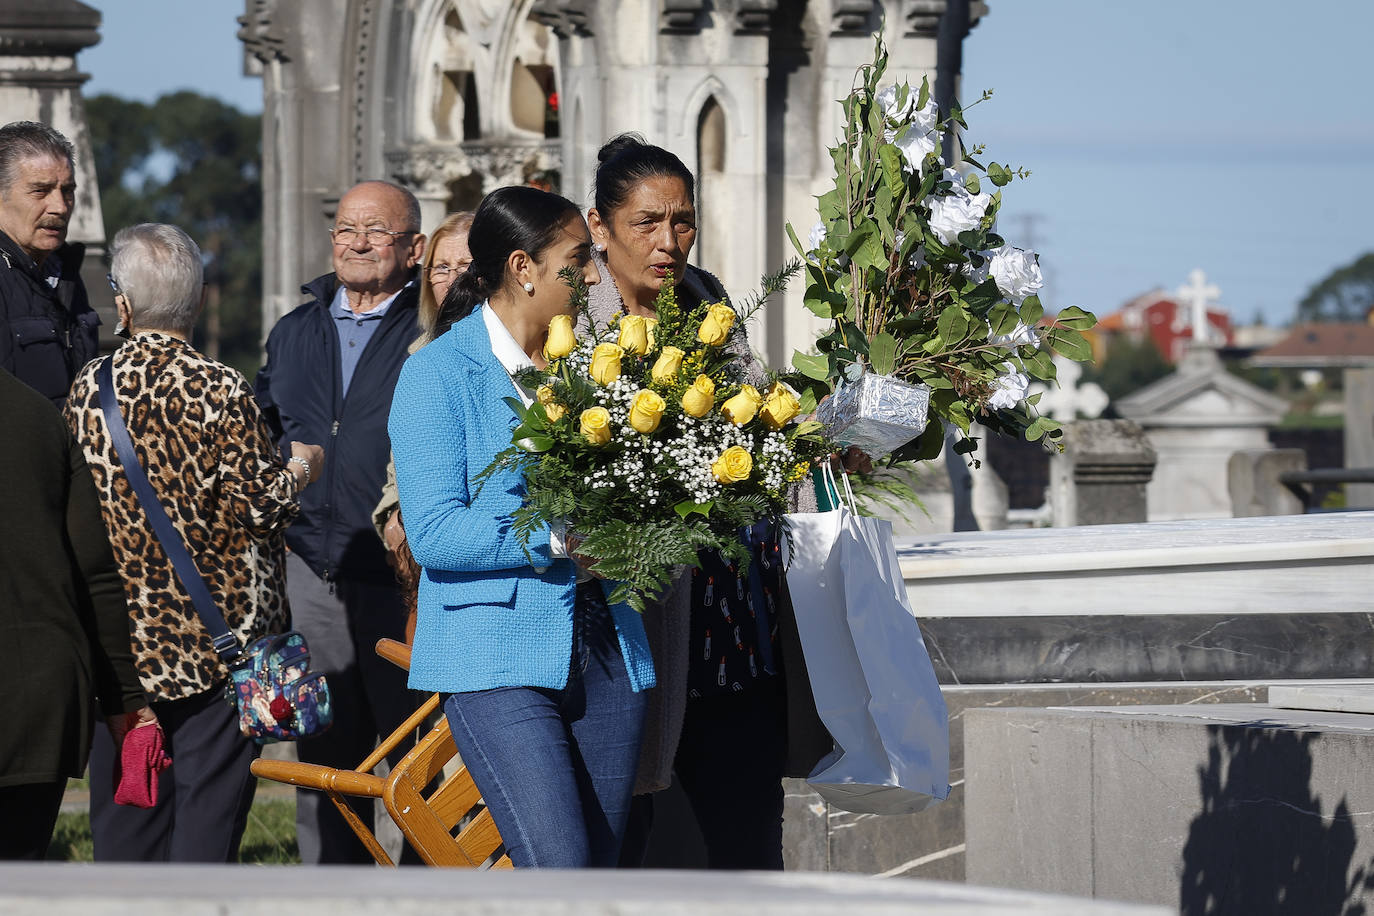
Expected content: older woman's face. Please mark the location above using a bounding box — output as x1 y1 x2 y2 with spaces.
427 231 472 304
593 175 696 311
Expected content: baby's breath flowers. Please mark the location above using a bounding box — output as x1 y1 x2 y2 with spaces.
481 266 830 612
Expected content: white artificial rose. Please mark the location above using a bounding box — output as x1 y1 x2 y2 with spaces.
987 362 1030 410
877 85 940 171
988 320 1041 350
965 258 989 286
876 85 911 120
987 245 1044 305
929 192 989 245
807 220 827 252
894 121 939 170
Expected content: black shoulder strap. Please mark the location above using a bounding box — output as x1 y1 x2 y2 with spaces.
97 356 242 663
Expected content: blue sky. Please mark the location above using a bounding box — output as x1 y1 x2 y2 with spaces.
81 0 1373 327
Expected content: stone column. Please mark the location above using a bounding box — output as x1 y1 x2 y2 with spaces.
1228 448 1306 517
0 0 112 341
1345 368 1374 509
1051 420 1157 527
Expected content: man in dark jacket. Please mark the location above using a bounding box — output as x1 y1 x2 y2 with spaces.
0 367 151 859
255 180 426 864
0 122 100 407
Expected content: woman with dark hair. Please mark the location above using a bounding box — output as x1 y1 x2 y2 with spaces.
388 185 656 868
586 134 830 871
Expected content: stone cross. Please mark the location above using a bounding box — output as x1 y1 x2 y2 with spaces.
1030 355 1109 422
1175 268 1221 345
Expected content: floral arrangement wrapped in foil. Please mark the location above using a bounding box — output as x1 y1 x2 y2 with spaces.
785 35 1096 465
815 372 930 457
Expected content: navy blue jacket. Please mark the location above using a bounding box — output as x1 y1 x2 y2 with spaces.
0 232 100 407
255 272 421 584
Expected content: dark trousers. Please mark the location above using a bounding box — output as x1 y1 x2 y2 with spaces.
89 685 257 862
286 554 415 864
623 679 788 870
444 583 647 868
0 781 66 859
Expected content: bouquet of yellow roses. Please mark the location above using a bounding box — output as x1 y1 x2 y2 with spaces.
486 268 832 612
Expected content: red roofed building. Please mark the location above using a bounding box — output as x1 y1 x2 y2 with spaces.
1096 288 1234 363
1248 323 1374 369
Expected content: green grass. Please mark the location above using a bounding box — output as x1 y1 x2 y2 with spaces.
47 782 300 864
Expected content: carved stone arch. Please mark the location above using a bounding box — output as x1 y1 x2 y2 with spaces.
492 0 559 140
407 0 483 142
697 96 726 174
694 93 730 273
678 75 744 171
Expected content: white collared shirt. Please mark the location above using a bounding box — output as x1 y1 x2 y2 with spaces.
482 303 535 407
480 304 573 568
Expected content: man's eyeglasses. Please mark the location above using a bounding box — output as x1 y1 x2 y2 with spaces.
329 226 414 247
425 262 471 280
106 272 120 294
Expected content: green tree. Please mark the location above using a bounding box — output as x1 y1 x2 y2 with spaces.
1295 252 1374 324
1083 334 1172 401
85 91 263 375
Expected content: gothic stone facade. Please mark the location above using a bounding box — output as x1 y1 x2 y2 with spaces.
239 0 982 367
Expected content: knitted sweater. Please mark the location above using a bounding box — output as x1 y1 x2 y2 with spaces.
389 305 655 694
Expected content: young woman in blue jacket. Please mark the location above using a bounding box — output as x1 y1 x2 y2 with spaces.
388 186 655 868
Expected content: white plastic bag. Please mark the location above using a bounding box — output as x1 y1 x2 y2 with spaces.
782 467 950 814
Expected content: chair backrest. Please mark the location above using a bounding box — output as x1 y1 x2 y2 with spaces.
383 715 511 868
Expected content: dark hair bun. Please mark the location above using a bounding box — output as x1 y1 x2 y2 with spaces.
596 132 648 165
591 134 695 218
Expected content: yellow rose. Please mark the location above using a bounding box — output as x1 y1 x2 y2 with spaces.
589 342 624 386
579 407 612 445
759 382 801 430
680 374 716 418
618 315 650 356
711 446 753 484
720 384 762 425
644 317 658 351
628 389 667 434
650 346 685 385
536 385 565 423
544 314 576 360
697 302 737 347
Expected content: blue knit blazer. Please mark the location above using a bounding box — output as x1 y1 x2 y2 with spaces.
388 306 655 694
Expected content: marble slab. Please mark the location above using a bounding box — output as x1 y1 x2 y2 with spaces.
0 863 1171 916
966 702 1374 910
1268 684 1374 715
894 511 1374 618
920 612 1374 684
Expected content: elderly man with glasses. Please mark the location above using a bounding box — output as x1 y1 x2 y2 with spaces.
255 180 427 864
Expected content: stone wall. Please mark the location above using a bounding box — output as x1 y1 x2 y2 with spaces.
965 704 1374 912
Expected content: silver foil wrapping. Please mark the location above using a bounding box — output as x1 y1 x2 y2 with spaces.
816 372 932 456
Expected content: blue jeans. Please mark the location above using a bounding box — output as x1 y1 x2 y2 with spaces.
443 583 647 867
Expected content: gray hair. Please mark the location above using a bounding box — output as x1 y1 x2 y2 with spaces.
0 121 75 194
110 224 204 336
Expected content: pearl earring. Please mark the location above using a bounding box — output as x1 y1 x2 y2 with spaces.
594 243 606 253
523 281 534 293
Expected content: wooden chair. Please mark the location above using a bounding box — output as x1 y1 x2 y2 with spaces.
383 713 512 868
250 638 509 868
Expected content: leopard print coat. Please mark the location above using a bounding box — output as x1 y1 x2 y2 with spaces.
64 332 300 701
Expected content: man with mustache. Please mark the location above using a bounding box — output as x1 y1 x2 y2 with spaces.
254 180 426 863
0 122 98 407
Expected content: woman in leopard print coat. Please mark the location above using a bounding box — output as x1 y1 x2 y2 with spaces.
64 224 323 862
